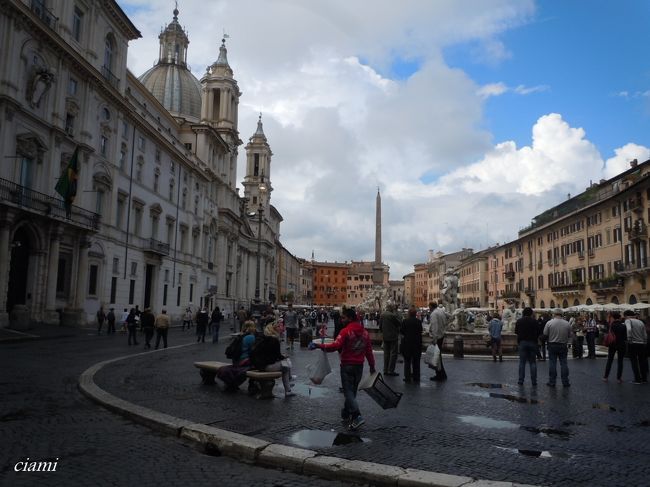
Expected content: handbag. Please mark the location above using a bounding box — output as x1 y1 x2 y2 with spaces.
603 326 616 347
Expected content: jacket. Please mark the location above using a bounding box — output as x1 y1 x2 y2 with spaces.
380 311 401 341
250 335 283 370
155 313 171 329
515 316 539 343
624 318 645 345
400 317 423 354
319 321 375 368
140 311 155 330
428 308 448 340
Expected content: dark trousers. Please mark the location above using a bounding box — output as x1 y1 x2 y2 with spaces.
604 345 625 380
586 332 597 358
628 343 648 382
537 337 547 360
403 351 421 381
196 324 206 342
383 340 398 373
340 364 363 420
182 320 191 330
547 342 569 386
212 322 221 343
127 325 138 345
572 336 584 358
144 328 154 349
518 341 538 385
155 328 168 349
97 320 104 335
432 337 447 380
107 320 115 335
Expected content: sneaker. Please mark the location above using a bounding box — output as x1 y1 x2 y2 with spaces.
349 416 365 430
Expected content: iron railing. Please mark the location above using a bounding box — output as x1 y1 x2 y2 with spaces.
101 65 120 89
145 238 170 256
31 0 58 30
0 177 100 230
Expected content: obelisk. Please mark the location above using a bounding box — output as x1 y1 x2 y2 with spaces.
372 188 383 286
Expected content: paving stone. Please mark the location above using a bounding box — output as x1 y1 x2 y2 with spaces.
398 468 474 487
181 423 270 462
257 443 318 471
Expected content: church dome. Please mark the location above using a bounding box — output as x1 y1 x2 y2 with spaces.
139 64 201 120
138 7 201 121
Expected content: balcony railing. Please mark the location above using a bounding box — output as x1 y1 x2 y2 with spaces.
627 223 648 240
618 259 649 273
578 251 585 260
500 290 520 299
629 197 643 212
101 65 120 89
590 277 623 291
524 287 536 296
144 238 170 256
31 0 58 30
504 270 515 280
551 282 585 293
0 177 100 231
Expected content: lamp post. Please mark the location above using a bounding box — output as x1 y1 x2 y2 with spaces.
248 177 267 303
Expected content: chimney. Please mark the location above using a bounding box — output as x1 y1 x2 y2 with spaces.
630 159 638 168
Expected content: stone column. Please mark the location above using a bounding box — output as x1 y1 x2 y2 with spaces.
74 237 90 309
0 216 11 328
43 226 62 325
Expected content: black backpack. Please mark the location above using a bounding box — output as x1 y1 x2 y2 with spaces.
225 334 244 362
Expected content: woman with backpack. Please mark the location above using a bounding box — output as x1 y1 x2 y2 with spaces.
250 323 295 397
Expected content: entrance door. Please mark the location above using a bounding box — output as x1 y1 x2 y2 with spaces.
7 229 30 313
143 264 154 309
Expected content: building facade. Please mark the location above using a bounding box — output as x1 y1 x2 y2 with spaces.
311 261 348 307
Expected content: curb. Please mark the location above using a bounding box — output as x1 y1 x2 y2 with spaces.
78 350 541 487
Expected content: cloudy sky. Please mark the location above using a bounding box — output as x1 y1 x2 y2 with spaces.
118 0 650 278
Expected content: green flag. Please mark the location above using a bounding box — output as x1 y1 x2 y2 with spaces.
55 147 79 215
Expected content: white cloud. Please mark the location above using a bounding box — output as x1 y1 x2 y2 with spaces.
118 0 647 279
603 144 650 180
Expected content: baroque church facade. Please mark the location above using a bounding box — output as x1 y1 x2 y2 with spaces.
0 0 282 327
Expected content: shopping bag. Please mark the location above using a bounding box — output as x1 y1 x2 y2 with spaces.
432 344 441 370
424 344 436 365
308 350 332 384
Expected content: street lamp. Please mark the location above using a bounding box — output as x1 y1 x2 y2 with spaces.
248 176 267 303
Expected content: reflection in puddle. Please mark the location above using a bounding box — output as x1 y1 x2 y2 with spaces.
593 403 622 412
607 425 625 432
288 429 370 449
520 426 572 440
460 391 490 398
496 446 573 459
290 383 328 398
458 415 519 429
489 393 539 405
562 420 586 427
466 383 504 389
637 420 650 427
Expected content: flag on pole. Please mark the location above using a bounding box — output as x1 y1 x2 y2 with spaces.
55 146 79 218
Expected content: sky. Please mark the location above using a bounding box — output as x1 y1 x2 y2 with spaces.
118 0 650 279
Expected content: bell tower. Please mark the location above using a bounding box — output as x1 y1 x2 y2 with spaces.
243 114 273 213
158 6 189 67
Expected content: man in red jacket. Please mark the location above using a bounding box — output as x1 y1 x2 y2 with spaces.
310 307 376 430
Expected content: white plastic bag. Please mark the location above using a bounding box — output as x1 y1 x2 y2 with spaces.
424 344 441 370
308 350 332 384
432 344 441 370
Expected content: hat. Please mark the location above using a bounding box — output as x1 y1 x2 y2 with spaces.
623 309 636 317
553 308 563 316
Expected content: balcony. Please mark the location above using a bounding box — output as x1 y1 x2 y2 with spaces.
31 0 58 30
578 251 585 260
551 282 585 295
500 290 520 299
101 65 120 90
590 277 624 293
618 259 650 277
504 270 515 280
629 197 644 213
0 177 100 231
627 222 648 241
144 238 170 256
524 287 536 297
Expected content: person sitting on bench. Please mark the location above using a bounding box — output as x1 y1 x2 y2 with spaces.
251 323 295 397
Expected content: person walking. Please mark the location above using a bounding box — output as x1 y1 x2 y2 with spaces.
119 308 129 334
154 309 170 349
602 311 627 383
572 316 585 359
488 313 504 362
536 314 549 360
141 307 155 349
96 306 106 335
400 306 423 383
196 308 209 343
331 308 343 339
126 308 139 346
585 314 599 359
236 306 248 333
182 307 193 331
309 307 376 430
379 305 401 376
210 306 224 344
543 309 572 387
515 307 538 386
428 302 448 382
283 304 299 351
106 308 116 335
623 310 647 384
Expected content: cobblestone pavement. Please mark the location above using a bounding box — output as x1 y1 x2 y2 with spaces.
92 325 650 487
0 325 351 487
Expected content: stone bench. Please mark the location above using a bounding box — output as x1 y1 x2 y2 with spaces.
193 361 282 399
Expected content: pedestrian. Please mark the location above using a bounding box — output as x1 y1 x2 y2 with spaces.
400 306 422 383
536 314 549 360
543 308 572 387
250 323 295 397
331 308 343 339
585 313 599 359
237 306 248 333
141 307 155 349
308 307 376 430
623 310 647 384
126 308 139 346
96 305 106 335
154 308 170 349
487 313 504 362
211 306 224 343
283 303 299 351
119 308 129 334
515 307 538 386
428 302 448 382
196 308 209 343
182 307 193 331
379 304 401 376
106 307 116 335
602 311 627 383
571 316 585 359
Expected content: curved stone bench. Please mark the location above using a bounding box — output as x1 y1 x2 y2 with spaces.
194 361 282 399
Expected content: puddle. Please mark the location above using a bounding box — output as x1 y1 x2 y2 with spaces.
592 403 622 412
496 446 573 459
561 420 586 427
637 420 650 427
458 415 519 429
290 383 328 398
466 383 504 389
489 393 539 405
520 426 572 440
460 391 490 398
606 425 625 432
288 429 370 449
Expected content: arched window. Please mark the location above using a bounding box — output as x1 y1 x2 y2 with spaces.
611 296 619 305
586 298 593 305
629 295 637 305
104 36 114 71
550 300 556 308
540 300 545 309
573 299 580 306
562 299 568 308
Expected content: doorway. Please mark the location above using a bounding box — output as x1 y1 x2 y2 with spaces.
144 264 154 309
7 228 31 313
